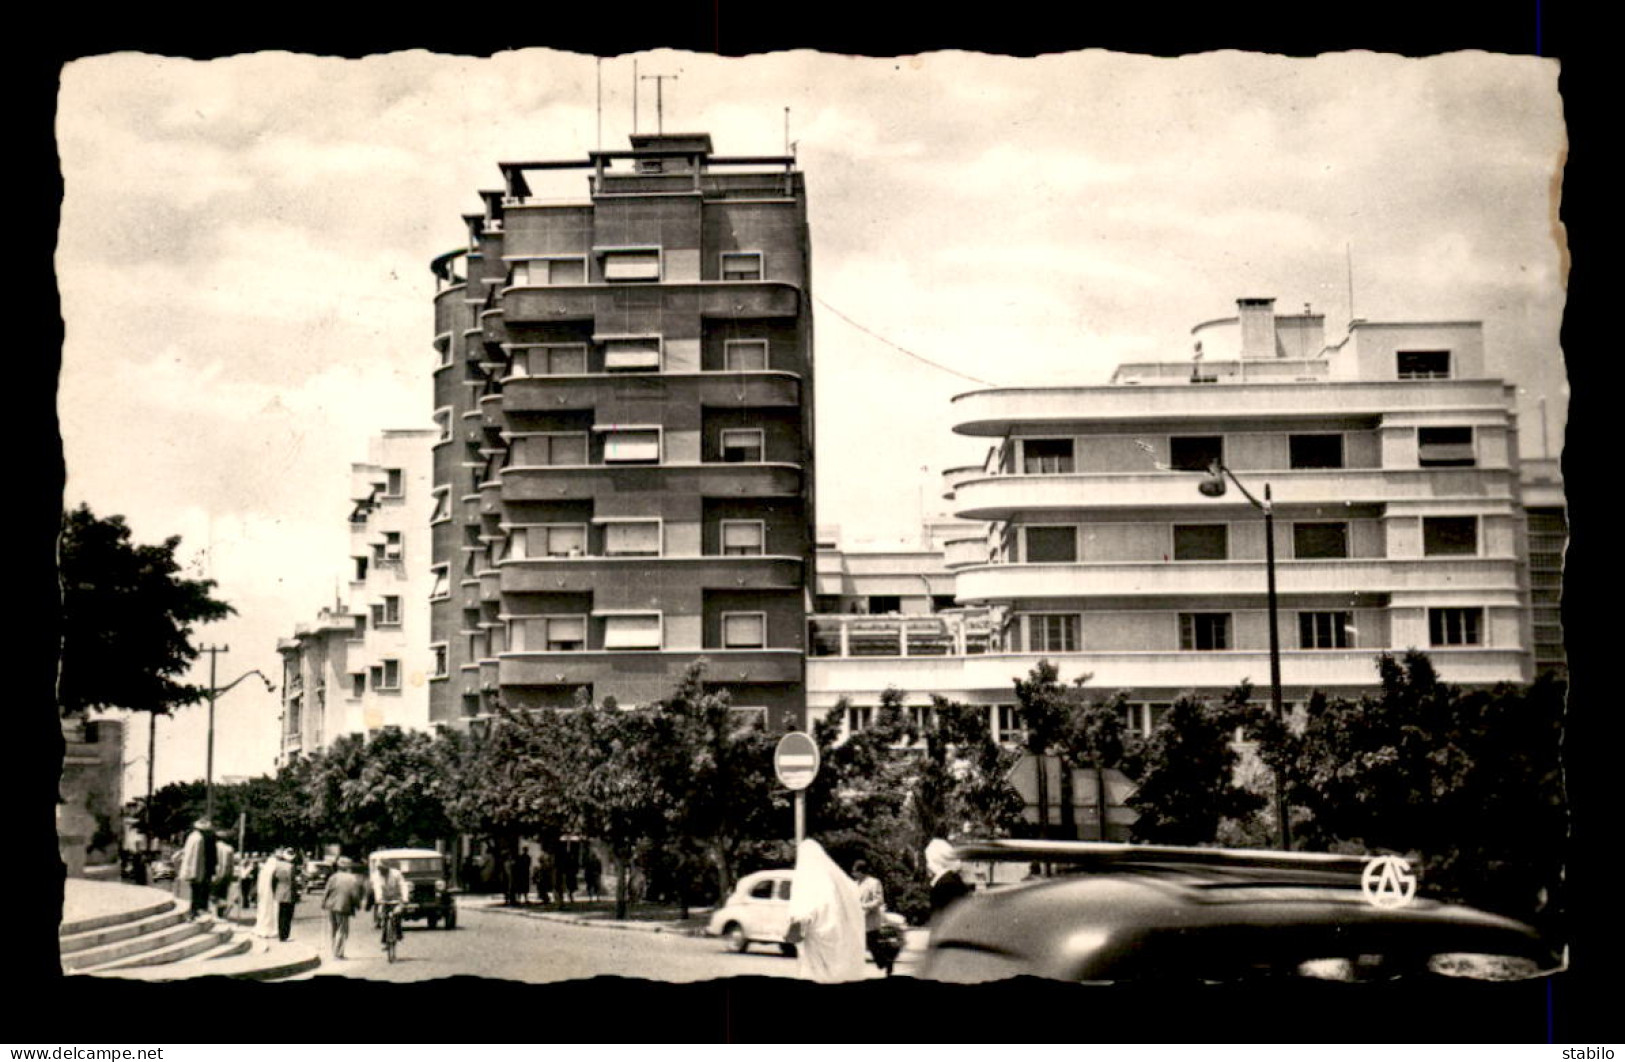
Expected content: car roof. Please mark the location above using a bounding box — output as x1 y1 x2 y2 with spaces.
368 848 443 860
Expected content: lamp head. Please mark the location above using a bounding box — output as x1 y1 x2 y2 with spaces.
1198 469 1227 497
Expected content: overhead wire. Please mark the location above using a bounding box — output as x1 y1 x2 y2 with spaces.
813 295 1002 389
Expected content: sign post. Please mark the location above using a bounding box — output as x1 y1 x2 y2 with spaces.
774 732 820 845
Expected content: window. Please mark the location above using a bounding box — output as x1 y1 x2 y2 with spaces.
375 532 403 563
724 339 768 371
1022 438 1075 474
1398 350 1451 379
721 520 765 556
1029 614 1079 653
604 520 661 557
384 469 404 497
603 337 661 372
1294 522 1350 559
1180 612 1231 651
1170 435 1224 473
1289 434 1345 469
429 566 450 600
600 249 660 282
354 555 368 582
730 707 768 733
868 595 901 615
544 616 587 652
431 645 448 678
1423 516 1479 556
602 428 660 464
536 433 589 466
351 673 366 699
375 659 401 691
1430 607 1483 646
1025 526 1078 563
374 596 401 626
434 335 452 368
996 705 1025 743
353 615 367 638
749 878 774 900
721 251 764 281
516 258 586 286
1173 524 1228 561
720 428 765 463
433 409 452 442
430 488 451 523
520 344 587 376
722 612 767 649
847 705 874 733
1418 427 1475 467
932 595 958 612
1299 611 1353 649
603 614 661 650
535 524 587 557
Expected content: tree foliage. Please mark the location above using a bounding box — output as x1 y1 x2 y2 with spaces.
58 505 233 718
1123 686 1264 846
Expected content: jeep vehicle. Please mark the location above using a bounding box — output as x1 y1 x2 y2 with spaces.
366 848 457 929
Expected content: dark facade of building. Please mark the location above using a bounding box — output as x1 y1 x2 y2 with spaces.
428 133 815 729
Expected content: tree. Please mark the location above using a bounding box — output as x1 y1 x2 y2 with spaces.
1124 686 1264 846
1012 660 1080 837
1056 688 1135 842
58 505 234 718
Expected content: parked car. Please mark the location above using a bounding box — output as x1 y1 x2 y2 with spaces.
918 840 1561 984
302 859 336 892
707 868 905 956
366 848 457 929
149 852 176 881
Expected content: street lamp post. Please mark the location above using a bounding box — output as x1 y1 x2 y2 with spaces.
1198 462 1293 851
199 644 275 821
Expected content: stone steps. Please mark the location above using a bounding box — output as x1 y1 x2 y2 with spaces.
71 921 236 973
59 905 190 957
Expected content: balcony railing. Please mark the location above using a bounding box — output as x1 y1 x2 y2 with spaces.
808 612 996 658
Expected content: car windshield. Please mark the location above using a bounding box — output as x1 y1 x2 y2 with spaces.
381 857 443 874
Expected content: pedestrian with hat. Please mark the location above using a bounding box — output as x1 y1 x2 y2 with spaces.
177 818 218 921
270 846 301 942
321 857 367 960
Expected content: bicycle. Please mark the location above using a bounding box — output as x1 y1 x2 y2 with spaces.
379 901 403 963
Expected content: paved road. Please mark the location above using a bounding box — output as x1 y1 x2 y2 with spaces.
279 898 916 983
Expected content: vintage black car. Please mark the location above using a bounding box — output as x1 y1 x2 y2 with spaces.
367 848 458 929
918 840 1560 984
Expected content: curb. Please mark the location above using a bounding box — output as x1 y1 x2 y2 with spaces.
476 902 713 939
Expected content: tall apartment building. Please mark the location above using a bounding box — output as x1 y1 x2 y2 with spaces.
277 429 436 758
428 133 816 728
1520 456 1567 680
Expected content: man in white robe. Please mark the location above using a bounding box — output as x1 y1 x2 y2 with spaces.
786 839 867 983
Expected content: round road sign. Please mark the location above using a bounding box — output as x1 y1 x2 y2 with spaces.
774 731 820 791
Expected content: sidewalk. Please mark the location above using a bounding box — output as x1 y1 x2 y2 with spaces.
472 895 713 937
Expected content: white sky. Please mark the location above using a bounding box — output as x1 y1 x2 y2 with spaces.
55 48 1567 795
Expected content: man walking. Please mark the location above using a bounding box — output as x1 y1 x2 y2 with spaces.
321 857 366 960
852 859 891 974
271 846 301 942
515 847 532 905
212 835 237 918
177 819 218 921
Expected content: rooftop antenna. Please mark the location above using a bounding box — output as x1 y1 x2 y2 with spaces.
632 57 638 134
784 106 790 155
640 70 679 134
1345 242 1356 325
596 58 603 151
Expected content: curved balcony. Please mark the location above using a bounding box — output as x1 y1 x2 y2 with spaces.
433 283 469 335
808 647 1529 700
950 378 1517 437
953 556 1525 603
500 555 805 595
500 371 802 414
952 468 1517 519
943 537 990 570
941 465 984 501
500 648 802 688
501 462 804 502
502 281 802 324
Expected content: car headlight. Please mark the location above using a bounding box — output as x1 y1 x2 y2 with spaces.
435 879 447 892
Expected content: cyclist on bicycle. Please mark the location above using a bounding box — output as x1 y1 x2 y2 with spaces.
372 859 408 956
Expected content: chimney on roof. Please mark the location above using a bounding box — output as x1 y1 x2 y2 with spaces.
1238 297 1279 359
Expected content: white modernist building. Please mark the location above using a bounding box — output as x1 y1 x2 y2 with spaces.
277 429 439 759
810 296 1541 744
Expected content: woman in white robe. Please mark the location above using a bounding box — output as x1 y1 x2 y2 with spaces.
253 854 279 941
785 839 867 983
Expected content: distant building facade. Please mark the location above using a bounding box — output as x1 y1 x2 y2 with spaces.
277 429 436 758
60 717 124 878
427 133 816 729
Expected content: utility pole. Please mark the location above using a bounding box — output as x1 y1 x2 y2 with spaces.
639 72 679 134
201 644 227 821
145 714 157 855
